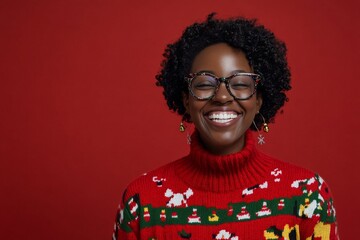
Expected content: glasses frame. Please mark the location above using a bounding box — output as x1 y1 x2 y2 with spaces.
185 72 261 100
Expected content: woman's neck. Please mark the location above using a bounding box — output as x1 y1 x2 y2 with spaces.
174 130 274 192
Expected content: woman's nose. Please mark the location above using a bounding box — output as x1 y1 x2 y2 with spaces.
211 82 233 103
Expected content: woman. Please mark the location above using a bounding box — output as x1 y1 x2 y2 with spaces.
113 14 339 239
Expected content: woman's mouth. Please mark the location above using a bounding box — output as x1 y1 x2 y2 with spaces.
207 111 240 124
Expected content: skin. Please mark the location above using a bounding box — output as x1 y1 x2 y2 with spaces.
183 43 262 155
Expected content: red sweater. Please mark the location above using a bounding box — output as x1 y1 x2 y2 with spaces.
113 131 339 239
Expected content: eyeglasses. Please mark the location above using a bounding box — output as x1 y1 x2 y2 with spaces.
185 71 261 100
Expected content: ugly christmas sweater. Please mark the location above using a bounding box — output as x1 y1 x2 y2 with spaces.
113 131 339 240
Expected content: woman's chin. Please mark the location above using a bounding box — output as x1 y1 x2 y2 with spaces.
200 133 246 155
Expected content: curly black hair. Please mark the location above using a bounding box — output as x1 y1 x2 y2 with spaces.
155 13 291 130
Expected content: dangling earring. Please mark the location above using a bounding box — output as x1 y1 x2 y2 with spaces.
179 121 185 132
261 116 269 133
179 115 192 144
253 112 269 145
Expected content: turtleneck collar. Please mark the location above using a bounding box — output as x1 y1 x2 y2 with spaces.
174 130 274 192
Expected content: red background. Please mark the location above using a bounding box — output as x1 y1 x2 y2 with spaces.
0 0 359 239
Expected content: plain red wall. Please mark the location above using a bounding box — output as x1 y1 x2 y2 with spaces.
0 0 359 239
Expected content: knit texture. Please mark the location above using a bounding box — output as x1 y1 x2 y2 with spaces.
113 131 339 239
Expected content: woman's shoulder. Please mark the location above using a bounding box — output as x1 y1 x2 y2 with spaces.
261 152 331 194
120 157 184 201
258 152 323 184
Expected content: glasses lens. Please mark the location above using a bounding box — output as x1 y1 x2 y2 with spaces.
229 75 256 99
191 74 217 99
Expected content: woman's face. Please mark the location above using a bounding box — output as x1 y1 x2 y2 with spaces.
183 43 262 155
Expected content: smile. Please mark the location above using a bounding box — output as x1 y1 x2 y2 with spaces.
207 111 239 123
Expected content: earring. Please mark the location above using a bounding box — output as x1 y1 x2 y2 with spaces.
179 121 185 132
179 115 192 144
260 113 269 133
253 112 269 145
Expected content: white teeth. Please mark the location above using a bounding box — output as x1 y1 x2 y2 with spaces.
208 112 238 121
212 119 233 123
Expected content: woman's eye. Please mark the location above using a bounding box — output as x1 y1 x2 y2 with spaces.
193 76 217 89
231 83 250 89
195 83 216 89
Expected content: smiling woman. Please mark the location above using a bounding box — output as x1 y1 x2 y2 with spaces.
184 43 261 155
112 14 339 240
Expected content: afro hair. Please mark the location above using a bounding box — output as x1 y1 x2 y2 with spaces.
155 13 291 130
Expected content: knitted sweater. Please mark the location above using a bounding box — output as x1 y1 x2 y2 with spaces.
113 131 339 240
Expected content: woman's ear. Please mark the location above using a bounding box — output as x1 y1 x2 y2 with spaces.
182 92 189 112
256 93 263 112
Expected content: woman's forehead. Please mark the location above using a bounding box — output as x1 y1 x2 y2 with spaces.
191 43 251 75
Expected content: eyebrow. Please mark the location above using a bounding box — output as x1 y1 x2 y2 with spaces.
194 69 248 75
231 70 248 74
